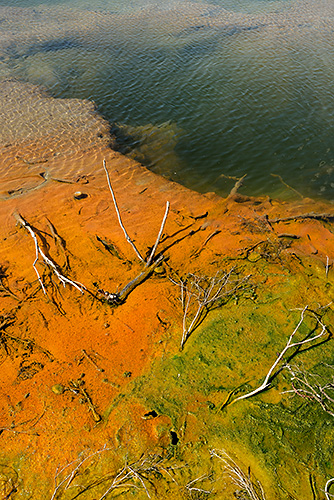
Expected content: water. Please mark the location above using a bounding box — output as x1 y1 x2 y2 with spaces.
0 0 334 199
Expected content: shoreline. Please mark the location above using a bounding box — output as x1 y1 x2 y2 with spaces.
1 82 334 499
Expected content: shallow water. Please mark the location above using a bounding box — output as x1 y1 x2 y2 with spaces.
0 0 334 199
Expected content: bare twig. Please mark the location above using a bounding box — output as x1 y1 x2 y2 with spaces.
282 363 334 417
326 256 330 280
82 349 105 373
146 201 170 266
171 270 250 350
14 213 86 295
233 307 328 404
103 160 145 262
50 445 111 500
51 450 177 500
210 449 266 500
185 474 213 496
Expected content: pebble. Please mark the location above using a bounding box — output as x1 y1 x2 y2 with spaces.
51 383 65 395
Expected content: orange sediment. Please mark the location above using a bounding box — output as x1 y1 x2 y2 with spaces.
1 83 334 499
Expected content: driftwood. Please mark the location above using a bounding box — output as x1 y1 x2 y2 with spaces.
232 306 328 404
14 213 86 295
103 159 145 262
269 212 334 223
227 174 247 198
99 254 165 305
101 159 170 304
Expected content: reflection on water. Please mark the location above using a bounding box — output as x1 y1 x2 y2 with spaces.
0 0 333 199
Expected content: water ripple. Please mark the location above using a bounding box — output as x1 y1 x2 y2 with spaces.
0 0 333 199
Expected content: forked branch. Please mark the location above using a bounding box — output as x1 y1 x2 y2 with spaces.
232 306 328 404
282 363 334 417
14 213 86 295
103 160 169 266
171 270 251 350
103 159 145 262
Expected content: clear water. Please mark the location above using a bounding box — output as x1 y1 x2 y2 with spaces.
1 0 334 199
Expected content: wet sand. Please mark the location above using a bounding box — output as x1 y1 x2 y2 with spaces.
1 81 334 499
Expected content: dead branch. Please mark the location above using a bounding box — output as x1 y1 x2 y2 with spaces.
326 256 330 280
282 363 334 417
185 474 213 497
228 174 247 198
50 449 177 500
99 254 165 305
232 307 328 404
171 270 251 350
270 173 304 199
269 212 334 223
82 349 105 373
0 407 45 437
14 213 86 295
146 201 169 266
68 379 102 423
103 159 170 268
103 159 145 262
210 449 266 500
190 230 221 259
50 445 111 500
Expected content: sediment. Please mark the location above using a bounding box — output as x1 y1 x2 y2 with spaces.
1 81 334 499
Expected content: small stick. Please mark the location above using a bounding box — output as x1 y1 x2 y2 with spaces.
326 256 330 280
146 201 170 266
103 160 144 262
15 213 46 294
82 349 105 373
271 173 303 199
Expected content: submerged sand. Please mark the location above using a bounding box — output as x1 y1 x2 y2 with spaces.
1 80 334 499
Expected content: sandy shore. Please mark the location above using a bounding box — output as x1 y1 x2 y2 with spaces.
1 81 334 499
